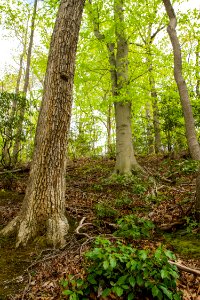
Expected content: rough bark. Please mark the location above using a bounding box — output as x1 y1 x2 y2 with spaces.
163 0 200 160
1 0 85 247
12 0 38 165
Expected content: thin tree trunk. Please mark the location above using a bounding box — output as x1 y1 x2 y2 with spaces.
12 0 38 165
107 104 112 156
196 39 200 99
145 102 154 154
163 0 200 160
148 63 161 153
1 0 85 248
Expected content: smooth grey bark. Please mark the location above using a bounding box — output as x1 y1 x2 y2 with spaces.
163 0 200 160
1 0 85 247
90 0 141 174
113 0 141 174
12 0 38 165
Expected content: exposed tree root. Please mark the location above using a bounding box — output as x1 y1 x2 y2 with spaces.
1 214 69 248
0 216 20 236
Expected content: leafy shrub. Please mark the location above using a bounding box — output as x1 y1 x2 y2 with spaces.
61 237 181 300
184 217 199 233
181 160 199 174
114 196 132 208
132 183 147 195
114 214 154 239
92 184 103 191
95 203 118 218
106 174 139 186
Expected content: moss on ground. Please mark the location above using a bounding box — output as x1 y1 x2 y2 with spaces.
165 232 200 259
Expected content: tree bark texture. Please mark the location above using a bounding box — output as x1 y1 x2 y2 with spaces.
163 0 200 160
1 0 85 247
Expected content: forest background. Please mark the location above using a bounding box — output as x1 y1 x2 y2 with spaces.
0 0 199 166
0 0 200 299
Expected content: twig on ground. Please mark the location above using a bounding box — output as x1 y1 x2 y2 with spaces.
169 261 200 276
21 272 32 300
0 168 29 175
75 217 95 239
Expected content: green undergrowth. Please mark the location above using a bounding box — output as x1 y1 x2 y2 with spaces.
165 232 200 259
61 215 181 300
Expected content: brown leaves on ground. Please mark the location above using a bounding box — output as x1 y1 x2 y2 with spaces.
0 156 199 299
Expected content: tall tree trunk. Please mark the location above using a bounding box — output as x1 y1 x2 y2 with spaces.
145 102 154 154
148 63 161 153
113 0 140 174
89 0 141 174
1 0 85 248
163 0 200 160
106 104 112 156
12 0 38 165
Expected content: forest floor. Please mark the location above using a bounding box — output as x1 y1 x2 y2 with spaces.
0 156 200 300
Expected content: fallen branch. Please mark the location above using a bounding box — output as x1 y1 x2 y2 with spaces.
0 168 29 175
75 217 94 238
169 260 200 276
104 221 119 229
159 221 185 231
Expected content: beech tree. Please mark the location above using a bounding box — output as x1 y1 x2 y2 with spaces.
88 0 141 174
163 0 200 160
1 0 85 247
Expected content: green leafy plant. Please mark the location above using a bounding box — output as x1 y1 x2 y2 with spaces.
92 184 103 191
61 237 181 300
114 196 132 208
185 217 199 233
95 203 118 218
181 160 199 174
114 214 154 239
132 183 147 195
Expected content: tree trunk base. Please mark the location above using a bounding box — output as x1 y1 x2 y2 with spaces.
1 214 69 248
114 161 143 175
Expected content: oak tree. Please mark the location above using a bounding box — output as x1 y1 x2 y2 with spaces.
1 0 85 247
